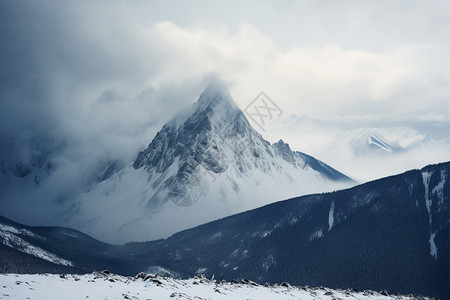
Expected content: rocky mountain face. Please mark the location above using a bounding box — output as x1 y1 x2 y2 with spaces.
1 161 448 299
64 83 354 243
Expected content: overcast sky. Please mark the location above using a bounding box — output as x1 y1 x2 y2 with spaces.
1 1 450 223
2 1 449 133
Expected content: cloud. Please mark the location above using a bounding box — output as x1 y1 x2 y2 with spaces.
134 20 449 124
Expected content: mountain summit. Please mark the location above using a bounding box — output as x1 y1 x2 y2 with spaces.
66 83 354 243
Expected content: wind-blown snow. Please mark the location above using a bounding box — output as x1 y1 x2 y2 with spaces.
0 272 432 300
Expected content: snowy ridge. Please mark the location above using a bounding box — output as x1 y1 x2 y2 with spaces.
0 271 435 300
0 224 73 267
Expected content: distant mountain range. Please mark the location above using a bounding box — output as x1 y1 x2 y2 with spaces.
262 114 449 182
63 83 354 243
265 114 438 155
1 161 449 299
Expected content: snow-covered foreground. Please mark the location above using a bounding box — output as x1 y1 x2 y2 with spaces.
0 271 433 300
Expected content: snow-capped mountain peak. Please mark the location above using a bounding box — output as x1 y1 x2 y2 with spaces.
66 83 354 243
197 80 237 107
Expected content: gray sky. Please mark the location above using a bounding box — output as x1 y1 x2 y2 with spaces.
1 1 449 223
2 1 449 129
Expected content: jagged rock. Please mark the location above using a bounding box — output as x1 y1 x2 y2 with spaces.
151 279 163 285
135 272 147 280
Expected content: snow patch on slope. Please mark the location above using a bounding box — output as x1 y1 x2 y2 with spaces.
310 229 323 241
0 224 39 238
0 225 72 266
432 170 446 210
328 202 335 231
422 172 438 259
262 255 275 271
